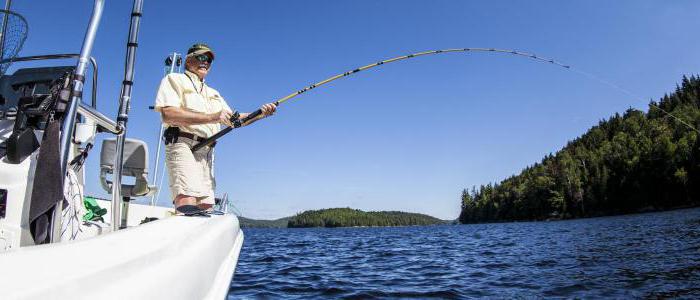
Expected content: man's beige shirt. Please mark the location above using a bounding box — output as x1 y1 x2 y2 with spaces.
154 70 232 138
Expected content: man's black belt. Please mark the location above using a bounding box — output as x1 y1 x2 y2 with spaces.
178 131 216 147
163 127 216 148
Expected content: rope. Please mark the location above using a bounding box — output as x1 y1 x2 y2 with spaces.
61 169 85 241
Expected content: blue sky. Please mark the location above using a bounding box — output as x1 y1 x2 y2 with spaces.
9 1 700 219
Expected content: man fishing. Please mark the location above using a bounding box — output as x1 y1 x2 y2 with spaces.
154 43 277 215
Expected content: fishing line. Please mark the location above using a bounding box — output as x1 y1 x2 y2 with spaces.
568 68 700 134
192 47 699 151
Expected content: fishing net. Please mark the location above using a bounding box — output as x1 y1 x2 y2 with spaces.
0 9 28 76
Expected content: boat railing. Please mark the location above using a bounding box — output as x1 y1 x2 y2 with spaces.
77 103 119 134
49 0 106 242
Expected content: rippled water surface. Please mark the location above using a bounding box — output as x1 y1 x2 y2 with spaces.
229 208 700 299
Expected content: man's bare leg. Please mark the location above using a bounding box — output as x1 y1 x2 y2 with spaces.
174 194 197 210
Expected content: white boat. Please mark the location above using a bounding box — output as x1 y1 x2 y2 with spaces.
0 1 244 299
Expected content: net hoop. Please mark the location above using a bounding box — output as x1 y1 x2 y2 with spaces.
0 9 28 75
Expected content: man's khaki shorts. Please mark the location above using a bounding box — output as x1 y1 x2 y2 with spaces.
165 138 216 205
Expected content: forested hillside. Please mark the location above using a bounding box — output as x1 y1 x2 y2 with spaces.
460 75 700 223
239 217 290 228
288 208 445 228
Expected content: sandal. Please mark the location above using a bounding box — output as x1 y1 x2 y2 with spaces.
175 205 211 217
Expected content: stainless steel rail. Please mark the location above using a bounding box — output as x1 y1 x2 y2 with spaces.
77 103 120 134
60 0 104 177
54 0 105 243
149 52 181 206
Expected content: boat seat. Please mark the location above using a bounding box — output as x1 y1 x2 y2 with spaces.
100 138 157 198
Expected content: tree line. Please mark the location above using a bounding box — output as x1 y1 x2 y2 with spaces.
239 216 290 228
288 208 445 228
460 75 700 223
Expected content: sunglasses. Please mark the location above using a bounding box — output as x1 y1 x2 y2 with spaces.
193 54 212 63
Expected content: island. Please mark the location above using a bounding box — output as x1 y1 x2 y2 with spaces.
287 207 447 228
238 208 449 228
238 216 291 228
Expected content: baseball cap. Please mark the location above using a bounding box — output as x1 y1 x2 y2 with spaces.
186 43 215 60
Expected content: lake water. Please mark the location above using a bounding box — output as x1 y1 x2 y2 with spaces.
228 208 700 299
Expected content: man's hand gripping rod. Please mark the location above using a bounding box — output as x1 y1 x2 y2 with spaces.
191 101 279 151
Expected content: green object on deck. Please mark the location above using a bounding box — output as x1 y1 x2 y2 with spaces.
83 196 107 222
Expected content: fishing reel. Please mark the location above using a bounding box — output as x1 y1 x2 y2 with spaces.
229 110 242 128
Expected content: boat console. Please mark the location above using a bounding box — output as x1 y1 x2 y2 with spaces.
0 66 73 164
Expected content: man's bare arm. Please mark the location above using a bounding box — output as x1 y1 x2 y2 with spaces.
161 106 232 127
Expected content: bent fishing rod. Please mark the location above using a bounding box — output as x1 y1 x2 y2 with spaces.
191 47 698 151
192 48 569 151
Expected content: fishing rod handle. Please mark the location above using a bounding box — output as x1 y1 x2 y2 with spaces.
189 111 239 151
191 102 278 151
192 127 229 151
190 111 259 151
238 109 263 125
236 101 279 125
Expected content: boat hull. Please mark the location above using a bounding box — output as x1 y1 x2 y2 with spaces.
0 213 244 300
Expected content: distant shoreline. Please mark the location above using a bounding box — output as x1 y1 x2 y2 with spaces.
459 205 700 225
240 205 700 229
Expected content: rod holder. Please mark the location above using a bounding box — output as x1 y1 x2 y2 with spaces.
111 0 143 231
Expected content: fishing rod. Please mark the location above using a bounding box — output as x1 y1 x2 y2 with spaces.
191 47 698 151
192 48 570 151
